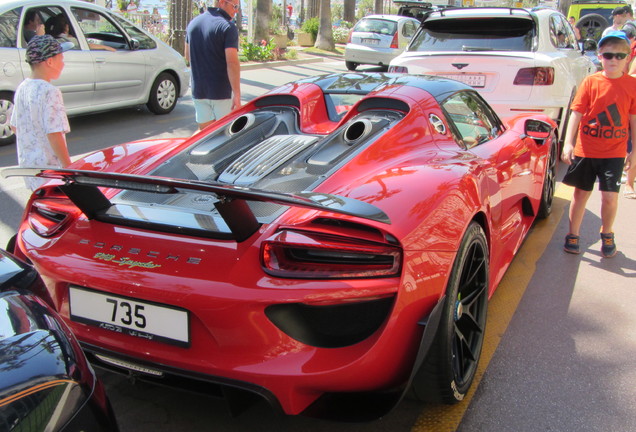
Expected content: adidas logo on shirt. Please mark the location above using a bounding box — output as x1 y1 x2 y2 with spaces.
581 103 628 139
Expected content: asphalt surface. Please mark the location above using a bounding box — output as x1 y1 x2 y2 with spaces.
457 178 636 432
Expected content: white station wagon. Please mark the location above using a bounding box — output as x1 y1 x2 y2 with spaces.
389 7 597 140
0 0 190 146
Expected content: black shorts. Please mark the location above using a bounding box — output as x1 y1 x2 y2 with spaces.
562 157 624 192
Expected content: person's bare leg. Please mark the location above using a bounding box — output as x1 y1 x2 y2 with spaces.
600 191 619 234
625 163 636 196
568 187 592 236
198 119 215 131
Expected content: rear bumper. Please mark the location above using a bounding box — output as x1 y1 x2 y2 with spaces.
83 343 282 417
489 102 563 125
68 297 423 417
178 66 191 97
344 45 400 66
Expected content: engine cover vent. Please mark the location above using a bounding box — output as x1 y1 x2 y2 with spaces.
218 134 318 185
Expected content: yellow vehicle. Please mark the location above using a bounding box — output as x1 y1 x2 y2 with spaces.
567 0 628 40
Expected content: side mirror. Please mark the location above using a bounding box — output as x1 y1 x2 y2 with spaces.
129 38 140 50
581 38 597 53
523 119 552 144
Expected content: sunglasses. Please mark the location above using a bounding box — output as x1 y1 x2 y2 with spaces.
225 0 239 9
600 52 628 60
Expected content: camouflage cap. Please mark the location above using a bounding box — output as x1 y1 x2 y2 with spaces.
26 34 73 65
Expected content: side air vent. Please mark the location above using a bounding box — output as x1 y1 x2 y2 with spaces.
344 119 372 144
254 95 301 108
229 113 256 135
357 97 409 113
218 134 319 185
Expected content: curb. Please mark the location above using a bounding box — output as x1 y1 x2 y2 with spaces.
240 56 326 71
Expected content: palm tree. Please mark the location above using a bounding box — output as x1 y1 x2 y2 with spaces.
344 0 355 24
375 0 383 14
315 0 334 50
169 0 191 56
307 0 320 21
254 0 271 43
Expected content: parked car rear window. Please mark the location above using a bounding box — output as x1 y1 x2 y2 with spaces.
408 17 534 52
353 18 397 35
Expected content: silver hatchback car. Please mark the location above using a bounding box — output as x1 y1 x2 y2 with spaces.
344 15 421 71
0 0 190 146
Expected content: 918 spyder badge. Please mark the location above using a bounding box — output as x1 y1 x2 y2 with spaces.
94 252 162 269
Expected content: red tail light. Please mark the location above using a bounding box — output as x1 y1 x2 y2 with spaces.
390 32 398 49
348 29 353 43
513 67 555 85
261 230 402 279
28 199 77 237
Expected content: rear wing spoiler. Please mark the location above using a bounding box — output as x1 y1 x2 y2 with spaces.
2 168 390 242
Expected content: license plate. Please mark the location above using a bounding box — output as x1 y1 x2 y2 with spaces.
439 73 486 88
69 286 189 347
361 38 379 45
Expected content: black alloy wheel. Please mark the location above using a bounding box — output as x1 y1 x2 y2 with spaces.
410 222 489 404
538 136 558 219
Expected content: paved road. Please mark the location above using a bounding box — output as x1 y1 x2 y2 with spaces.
2 57 635 431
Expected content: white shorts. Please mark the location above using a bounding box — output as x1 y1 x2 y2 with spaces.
193 98 232 124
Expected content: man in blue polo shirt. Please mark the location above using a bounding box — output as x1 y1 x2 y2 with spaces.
185 0 241 130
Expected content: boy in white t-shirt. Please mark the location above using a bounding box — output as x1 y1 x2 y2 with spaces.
10 34 73 190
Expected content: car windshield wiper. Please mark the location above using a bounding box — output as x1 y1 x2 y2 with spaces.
462 46 495 51
461 46 511 52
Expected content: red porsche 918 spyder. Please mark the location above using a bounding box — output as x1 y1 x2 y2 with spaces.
2 73 557 420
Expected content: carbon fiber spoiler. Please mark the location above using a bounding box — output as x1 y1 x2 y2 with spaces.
2 168 390 242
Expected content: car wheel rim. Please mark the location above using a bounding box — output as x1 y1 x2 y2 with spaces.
156 80 176 110
452 239 488 387
543 144 557 210
0 98 14 139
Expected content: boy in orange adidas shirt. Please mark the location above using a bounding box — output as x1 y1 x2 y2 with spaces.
561 30 636 257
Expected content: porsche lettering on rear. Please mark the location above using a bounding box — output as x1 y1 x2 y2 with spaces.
79 239 202 264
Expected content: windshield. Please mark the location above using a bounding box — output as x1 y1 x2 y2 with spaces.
408 17 534 52
353 18 398 35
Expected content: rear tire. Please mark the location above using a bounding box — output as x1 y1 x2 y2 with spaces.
0 91 16 146
537 134 558 219
410 222 489 403
345 61 358 71
146 72 178 115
